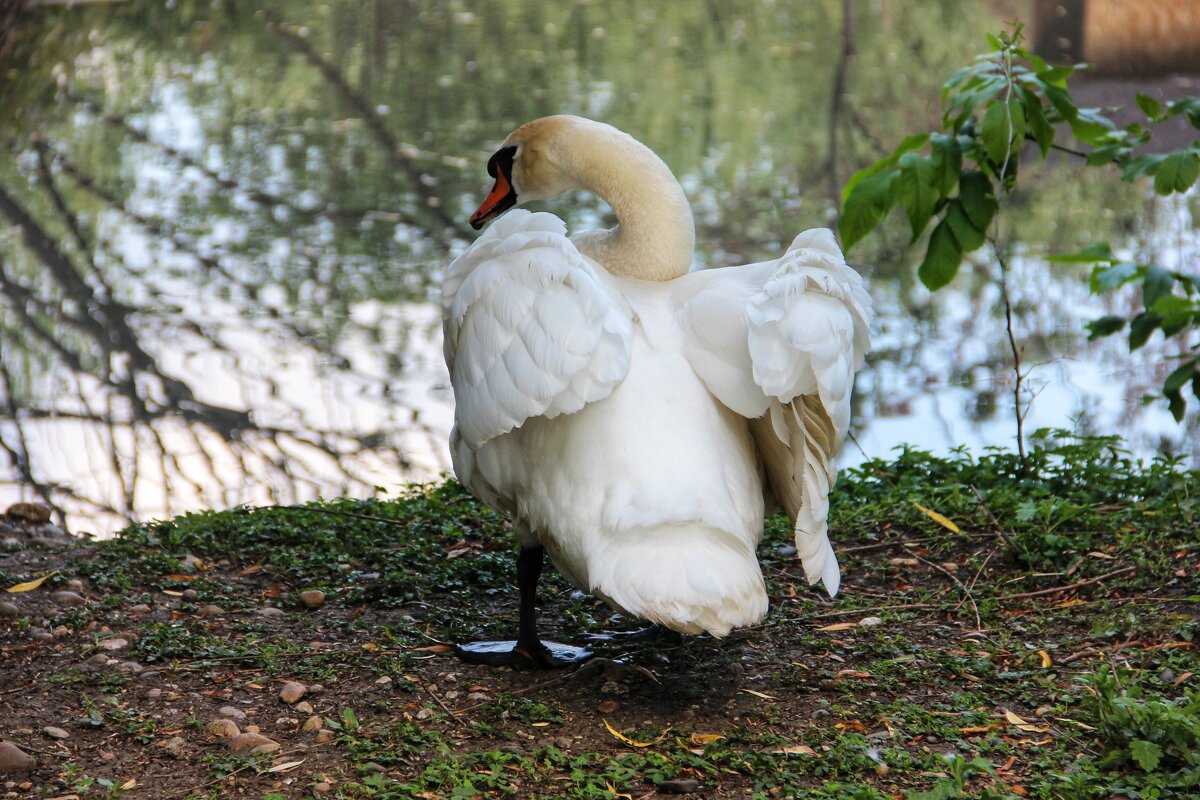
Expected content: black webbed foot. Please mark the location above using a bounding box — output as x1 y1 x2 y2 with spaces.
455 639 593 669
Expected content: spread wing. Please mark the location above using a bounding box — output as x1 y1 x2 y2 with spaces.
442 209 633 449
680 228 871 596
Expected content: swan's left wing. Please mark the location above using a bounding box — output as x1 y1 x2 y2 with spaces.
680 228 871 596
442 209 633 450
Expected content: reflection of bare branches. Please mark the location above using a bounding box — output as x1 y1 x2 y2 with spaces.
827 0 855 213
266 19 468 242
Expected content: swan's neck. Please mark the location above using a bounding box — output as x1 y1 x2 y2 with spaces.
561 126 695 281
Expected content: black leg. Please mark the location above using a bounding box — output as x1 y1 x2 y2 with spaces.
455 545 593 669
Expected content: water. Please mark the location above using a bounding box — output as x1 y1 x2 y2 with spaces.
1 0 1196 535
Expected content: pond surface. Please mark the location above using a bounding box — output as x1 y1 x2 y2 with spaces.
1 0 1197 534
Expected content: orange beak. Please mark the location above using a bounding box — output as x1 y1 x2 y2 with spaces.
470 167 517 230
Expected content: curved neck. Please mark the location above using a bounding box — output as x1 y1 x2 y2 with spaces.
560 123 695 281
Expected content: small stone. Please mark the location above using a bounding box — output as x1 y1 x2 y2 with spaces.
182 589 199 601
52 626 69 638
245 724 260 734
100 751 116 761
600 681 628 696
279 681 306 704
859 616 883 627
86 654 109 666
313 782 333 794
444 690 459 700
598 700 620 714
115 661 143 673
42 727 69 740
5 503 51 523
208 719 241 737
65 578 85 592
656 779 701 794
138 670 160 680
145 688 163 699
50 591 85 606
198 604 225 617
0 601 20 618
128 604 151 614
300 590 326 609
228 733 278 753
0 741 35 774
363 762 385 773
218 706 246 721
302 715 324 732
467 692 488 702
258 607 285 617
163 736 187 758
314 729 335 744
416 707 433 720
179 554 204 573
30 629 53 642
276 717 299 728
294 701 314 714
375 675 392 686
99 638 130 651
308 684 324 694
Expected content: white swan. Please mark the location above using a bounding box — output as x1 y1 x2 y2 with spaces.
442 116 871 667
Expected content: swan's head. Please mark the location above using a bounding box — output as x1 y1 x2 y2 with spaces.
469 115 608 230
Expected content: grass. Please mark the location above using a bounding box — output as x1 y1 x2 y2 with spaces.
3 430 1197 798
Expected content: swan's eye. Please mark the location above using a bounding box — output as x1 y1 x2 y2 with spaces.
487 146 517 179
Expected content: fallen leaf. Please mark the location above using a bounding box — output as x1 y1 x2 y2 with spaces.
361 642 379 651
835 721 868 734
5 572 57 593
267 760 306 773
1037 650 1052 668
740 689 777 700
1174 671 1194 686
603 719 657 748
1004 710 1050 733
772 744 816 755
237 564 263 576
413 644 453 652
688 733 724 745
959 724 1002 734
606 781 632 800
121 779 137 789
531 722 551 727
161 590 184 597
1086 551 1117 560
817 622 859 632
912 502 961 533
164 574 198 582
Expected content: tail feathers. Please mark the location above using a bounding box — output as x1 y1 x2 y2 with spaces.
586 526 768 637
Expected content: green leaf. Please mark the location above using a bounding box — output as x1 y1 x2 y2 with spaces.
958 172 996 231
1035 65 1075 89
930 134 962 195
1086 315 1126 340
1070 107 1117 143
982 100 1012 164
1130 739 1162 772
1143 265 1175 308
1129 312 1162 350
1135 93 1163 121
1018 84 1054 157
1120 153 1166 182
1153 150 1200 195
1165 361 1196 393
898 154 939 241
1167 389 1186 422
918 218 963 291
1048 242 1115 263
945 200 986 251
840 167 899 251
1089 262 1138 294
1165 96 1200 127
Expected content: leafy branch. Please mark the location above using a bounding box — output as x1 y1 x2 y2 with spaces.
840 26 1200 420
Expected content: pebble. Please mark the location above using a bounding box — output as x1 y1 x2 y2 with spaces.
43 726 69 740
600 681 628 696
416 708 434 720
5 502 51 523
314 730 335 744
258 607 285 617
467 692 488 702
597 700 620 714
308 683 324 694
245 724 260 734
279 681 306 704
276 717 300 728
656 779 701 794
52 626 69 638
859 616 884 627
313 781 332 794
198 604 225 617
115 661 143 673
128 604 151 614
50 591 85 606
208 719 241 737
99 638 130 651
228 733 279 754
180 554 204 573
294 701 314 714
302 715 324 732
85 654 110 666
0 741 34 774
0 602 20 618
31 629 53 643
65 578 85 592
163 736 187 758
218 706 247 721
182 589 199 601
145 688 163 700
300 590 326 609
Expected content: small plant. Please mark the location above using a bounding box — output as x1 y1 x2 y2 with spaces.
1085 665 1200 777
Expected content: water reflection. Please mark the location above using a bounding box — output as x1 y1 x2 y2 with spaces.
0 1 1196 534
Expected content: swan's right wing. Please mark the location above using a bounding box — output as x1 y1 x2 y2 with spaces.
442 209 633 450
681 229 871 596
